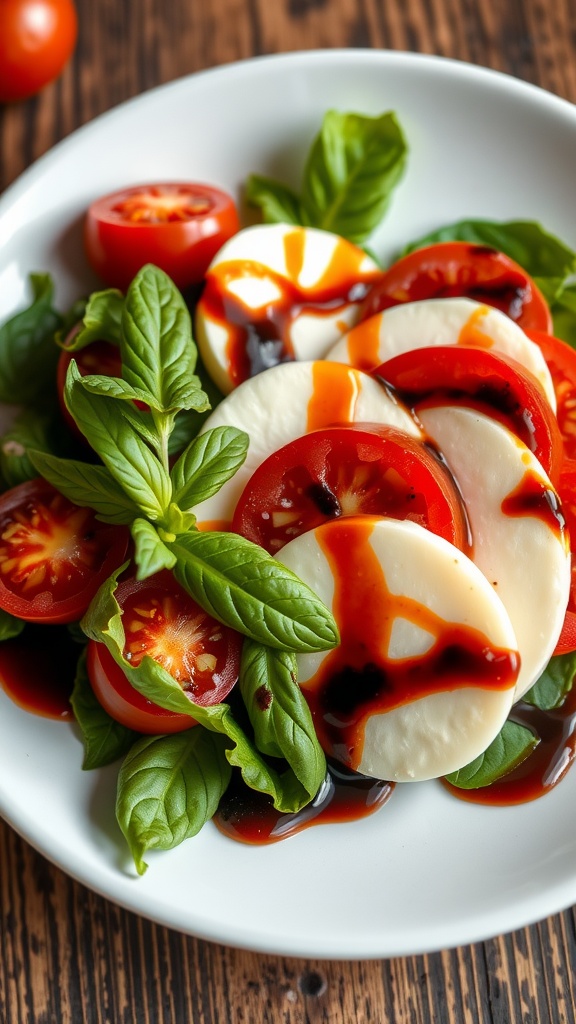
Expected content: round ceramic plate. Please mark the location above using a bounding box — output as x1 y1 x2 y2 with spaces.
1 50 576 960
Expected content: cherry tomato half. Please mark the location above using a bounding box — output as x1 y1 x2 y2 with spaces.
361 242 553 333
232 425 468 554
0 0 78 104
84 183 240 292
376 345 563 485
86 571 243 733
525 330 576 464
0 478 129 623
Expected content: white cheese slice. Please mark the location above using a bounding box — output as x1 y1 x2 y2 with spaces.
326 296 556 409
277 516 519 783
419 405 570 698
193 360 421 526
195 223 379 394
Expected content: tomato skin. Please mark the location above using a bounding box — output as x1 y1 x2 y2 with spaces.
87 641 197 734
0 0 77 103
555 462 576 654
84 183 240 292
525 330 576 464
0 478 129 624
86 572 243 733
376 345 563 485
361 242 553 332
232 424 468 554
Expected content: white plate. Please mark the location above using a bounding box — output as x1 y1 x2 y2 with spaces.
1 50 576 960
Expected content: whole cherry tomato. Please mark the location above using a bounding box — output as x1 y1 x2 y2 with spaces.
0 0 78 103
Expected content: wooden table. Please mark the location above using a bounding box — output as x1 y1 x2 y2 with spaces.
2 1 576 1021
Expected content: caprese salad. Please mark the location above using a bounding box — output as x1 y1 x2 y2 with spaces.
1 108 576 872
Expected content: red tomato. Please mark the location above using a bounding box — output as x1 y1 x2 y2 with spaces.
86 572 243 733
361 242 552 332
84 183 240 292
554 462 576 654
57 339 122 438
376 345 563 484
232 425 468 554
0 478 129 624
525 330 576 463
0 0 77 103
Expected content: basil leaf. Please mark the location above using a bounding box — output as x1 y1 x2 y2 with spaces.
240 639 326 799
169 530 339 652
29 449 140 525
245 174 304 226
0 409 56 488
445 720 537 789
170 427 249 510
116 729 231 874
78 374 152 406
131 518 177 579
523 652 576 711
403 219 576 304
160 503 197 536
57 289 124 351
0 607 25 641
0 274 61 404
64 361 172 519
301 110 408 243
121 265 208 413
70 648 138 770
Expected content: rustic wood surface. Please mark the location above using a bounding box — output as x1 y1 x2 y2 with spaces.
2 1 576 1021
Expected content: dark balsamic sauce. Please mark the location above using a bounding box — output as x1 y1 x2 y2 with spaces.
445 684 576 805
0 623 79 719
214 761 394 845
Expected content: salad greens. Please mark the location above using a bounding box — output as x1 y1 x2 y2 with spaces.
1 104 576 870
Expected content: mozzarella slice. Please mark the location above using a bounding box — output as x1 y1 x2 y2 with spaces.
195 223 380 394
326 297 556 409
418 405 570 698
277 516 519 783
193 360 421 526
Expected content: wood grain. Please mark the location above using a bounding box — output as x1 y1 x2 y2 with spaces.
2 0 576 1021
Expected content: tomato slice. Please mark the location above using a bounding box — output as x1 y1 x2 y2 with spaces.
86 571 243 733
554 461 576 654
84 183 240 292
361 242 553 332
232 425 468 554
525 329 576 463
0 479 129 624
375 345 563 484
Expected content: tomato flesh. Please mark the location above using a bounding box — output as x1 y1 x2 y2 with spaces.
554 462 576 654
84 183 240 292
361 242 552 332
375 345 563 485
86 572 243 733
232 425 468 554
0 479 129 623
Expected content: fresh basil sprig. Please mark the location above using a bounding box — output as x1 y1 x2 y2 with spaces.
246 110 408 245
